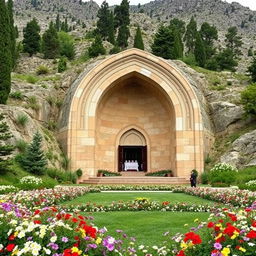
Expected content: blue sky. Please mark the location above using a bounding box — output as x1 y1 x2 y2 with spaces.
93 0 256 10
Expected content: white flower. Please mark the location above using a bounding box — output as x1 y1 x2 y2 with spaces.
50 236 57 243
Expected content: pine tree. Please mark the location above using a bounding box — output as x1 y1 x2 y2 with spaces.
115 0 130 48
58 56 67 73
61 17 69 32
169 18 185 35
0 113 14 173
133 26 144 50
7 0 16 69
248 57 256 82
216 48 237 71
0 0 11 104
88 35 106 57
55 14 60 31
151 25 174 59
42 21 60 59
184 16 197 54
225 26 243 57
194 32 206 67
19 131 47 175
108 11 115 44
23 18 41 56
200 22 218 59
96 0 110 40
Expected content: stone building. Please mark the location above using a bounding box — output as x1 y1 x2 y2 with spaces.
59 49 213 180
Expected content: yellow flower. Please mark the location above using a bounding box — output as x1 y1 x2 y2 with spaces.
239 247 246 252
184 224 188 227
215 233 223 240
194 218 199 223
180 242 188 250
96 237 102 244
231 231 239 240
221 247 230 256
71 247 82 255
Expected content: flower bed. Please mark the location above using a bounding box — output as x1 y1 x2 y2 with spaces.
62 200 218 213
0 185 18 194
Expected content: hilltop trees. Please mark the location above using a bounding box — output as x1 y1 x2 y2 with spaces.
97 0 111 40
0 0 11 104
23 18 41 56
184 16 197 54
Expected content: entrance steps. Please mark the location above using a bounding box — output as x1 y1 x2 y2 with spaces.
80 176 189 185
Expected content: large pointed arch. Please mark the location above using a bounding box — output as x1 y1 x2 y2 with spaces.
58 49 204 179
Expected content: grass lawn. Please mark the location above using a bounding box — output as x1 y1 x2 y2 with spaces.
88 211 210 245
63 192 218 206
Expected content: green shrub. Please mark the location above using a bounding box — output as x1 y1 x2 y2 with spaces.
200 172 209 184
26 75 39 84
9 91 24 100
58 31 75 60
36 65 49 75
109 45 121 54
182 53 197 66
241 83 256 117
88 35 106 58
15 139 28 153
46 168 77 183
204 154 212 165
235 167 256 185
145 169 173 177
58 57 67 73
76 168 83 177
46 96 55 106
208 163 238 185
15 113 29 127
27 96 40 111
97 170 121 176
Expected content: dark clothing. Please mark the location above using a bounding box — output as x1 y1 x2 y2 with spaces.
190 173 197 187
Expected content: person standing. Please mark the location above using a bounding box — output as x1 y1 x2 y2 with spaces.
190 169 198 187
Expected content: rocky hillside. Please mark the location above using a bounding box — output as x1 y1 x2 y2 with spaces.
132 0 256 33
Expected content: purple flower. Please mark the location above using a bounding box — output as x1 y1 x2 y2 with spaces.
103 236 116 251
88 244 97 249
27 237 33 241
214 242 222 250
116 229 123 233
47 243 59 250
62 237 69 243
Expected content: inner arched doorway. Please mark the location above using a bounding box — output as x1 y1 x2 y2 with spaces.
119 129 147 172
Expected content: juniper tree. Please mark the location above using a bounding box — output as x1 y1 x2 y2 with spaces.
0 114 14 173
42 21 60 59
184 16 197 54
96 0 110 40
200 22 218 59
248 57 256 82
133 26 144 50
19 131 47 175
194 32 206 67
0 0 11 104
115 0 130 48
108 11 115 44
55 14 60 31
58 31 75 60
23 18 41 56
225 26 243 57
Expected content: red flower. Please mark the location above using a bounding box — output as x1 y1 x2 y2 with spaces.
252 220 256 227
177 250 186 256
246 230 256 239
184 232 202 245
223 224 240 237
34 220 41 224
34 209 41 215
228 213 237 222
65 214 72 220
207 222 214 228
162 201 170 206
72 218 78 223
8 234 15 241
6 244 15 252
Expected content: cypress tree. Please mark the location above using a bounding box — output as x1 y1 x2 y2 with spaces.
96 0 110 40
194 32 206 67
172 28 183 59
0 113 14 173
88 35 106 58
19 131 47 175
133 26 144 50
0 0 11 104
115 0 130 48
108 11 115 45
23 18 41 56
7 0 16 69
55 14 60 31
42 21 60 59
184 16 197 54
225 26 243 57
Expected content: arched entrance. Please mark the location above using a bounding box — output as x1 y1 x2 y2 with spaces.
118 129 147 172
58 49 204 180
